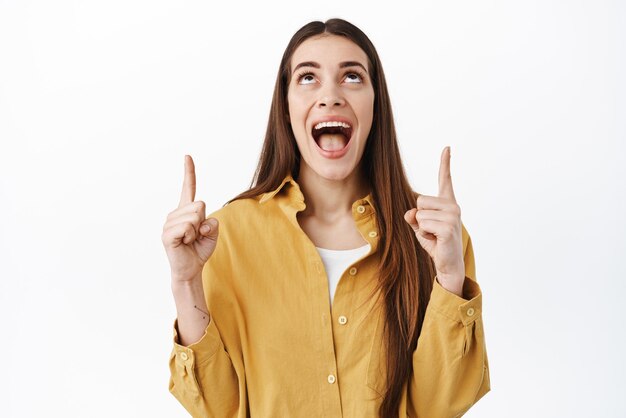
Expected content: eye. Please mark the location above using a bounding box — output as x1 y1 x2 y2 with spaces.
344 71 365 84
296 71 316 85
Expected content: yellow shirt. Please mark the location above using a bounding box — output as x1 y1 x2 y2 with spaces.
168 174 490 417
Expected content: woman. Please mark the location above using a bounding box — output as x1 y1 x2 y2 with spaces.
163 18 490 418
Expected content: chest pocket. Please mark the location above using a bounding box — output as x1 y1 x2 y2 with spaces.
365 309 387 396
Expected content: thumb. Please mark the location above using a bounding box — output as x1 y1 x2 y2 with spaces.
404 208 434 242
199 218 219 239
404 208 419 232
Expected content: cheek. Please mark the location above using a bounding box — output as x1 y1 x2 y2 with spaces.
292 129 309 155
287 93 311 134
356 93 375 133
288 93 309 113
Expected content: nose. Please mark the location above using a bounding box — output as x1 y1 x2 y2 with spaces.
316 84 346 108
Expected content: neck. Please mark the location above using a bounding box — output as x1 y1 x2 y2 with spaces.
296 163 370 221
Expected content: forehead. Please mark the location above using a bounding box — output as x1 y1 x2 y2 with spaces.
290 34 369 70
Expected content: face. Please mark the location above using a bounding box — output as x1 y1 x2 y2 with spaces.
287 34 375 182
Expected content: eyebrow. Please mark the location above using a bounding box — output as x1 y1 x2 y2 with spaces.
292 61 368 74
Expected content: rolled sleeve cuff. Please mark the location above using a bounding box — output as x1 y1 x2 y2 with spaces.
172 318 223 368
429 277 482 326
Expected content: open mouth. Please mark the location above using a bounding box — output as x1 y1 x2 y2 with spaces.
311 121 353 152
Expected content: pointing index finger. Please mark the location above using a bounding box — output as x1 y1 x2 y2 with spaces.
179 155 196 207
438 146 456 202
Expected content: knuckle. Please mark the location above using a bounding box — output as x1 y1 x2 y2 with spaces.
194 200 206 213
163 217 175 231
161 230 173 245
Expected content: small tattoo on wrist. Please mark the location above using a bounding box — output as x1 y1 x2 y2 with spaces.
194 305 209 319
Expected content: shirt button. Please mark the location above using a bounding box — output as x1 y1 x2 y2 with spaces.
467 307 475 316
357 205 366 214
338 315 348 325
368 231 378 238
180 352 188 361
327 374 336 384
349 267 357 275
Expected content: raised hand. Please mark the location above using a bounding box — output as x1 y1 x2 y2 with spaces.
162 155 219 284
404 146 465 296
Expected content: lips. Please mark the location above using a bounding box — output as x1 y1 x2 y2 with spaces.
309 116 354 151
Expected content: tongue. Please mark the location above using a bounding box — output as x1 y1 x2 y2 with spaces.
318 133 347 151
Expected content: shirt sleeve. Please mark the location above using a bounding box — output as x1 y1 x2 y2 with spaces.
168 317 240 417
408 225 491 417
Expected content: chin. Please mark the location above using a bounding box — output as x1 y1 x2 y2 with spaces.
307 161 357 182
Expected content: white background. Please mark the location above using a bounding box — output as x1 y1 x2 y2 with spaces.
1 0 624 417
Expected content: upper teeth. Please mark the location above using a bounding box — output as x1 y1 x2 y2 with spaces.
314 121 351 130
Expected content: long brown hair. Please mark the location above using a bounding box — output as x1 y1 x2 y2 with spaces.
227 18 436 417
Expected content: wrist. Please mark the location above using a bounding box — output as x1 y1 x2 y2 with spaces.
171 278 204 299
171 272 202 287
436 272 465 297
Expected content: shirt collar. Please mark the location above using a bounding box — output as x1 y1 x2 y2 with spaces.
258 173 301 204
258 173 376 212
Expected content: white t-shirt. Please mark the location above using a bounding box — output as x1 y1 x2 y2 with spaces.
315 243 371 308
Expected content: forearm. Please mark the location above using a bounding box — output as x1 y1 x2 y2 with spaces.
172 278 211 346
